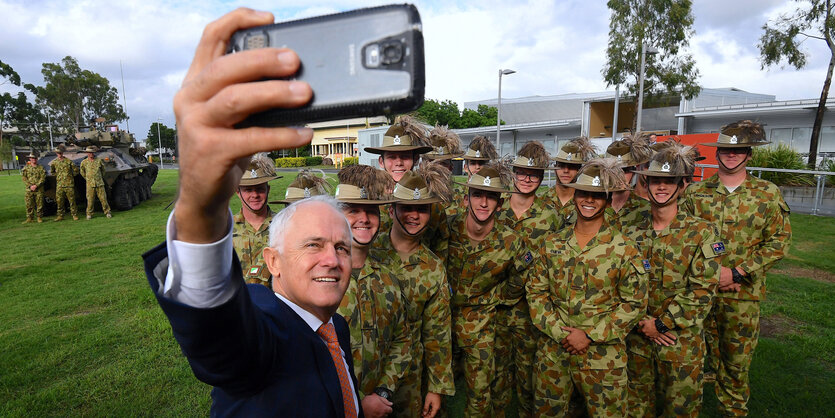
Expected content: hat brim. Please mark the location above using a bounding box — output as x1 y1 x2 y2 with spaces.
551 157 583 165
453 181 517 194
509 163 548 170
391 196 442 205
365 145 433 155
336 198 396 205
633 170 680 178
700 141 770 148
424 153 464 161
239 175 280 186
461 156 492 161
564 183 630 193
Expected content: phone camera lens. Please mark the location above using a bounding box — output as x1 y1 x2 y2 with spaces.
381 42 403 65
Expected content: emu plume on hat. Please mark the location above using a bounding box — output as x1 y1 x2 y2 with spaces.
271 169 332 204
458 161 515 193
553 136 598 164
703 119 770 147
463 135 499 161
365 115 432 154
424 124 463 160
510 141 550 169
567 157 630 193
392 161 452 204
335 164 394 204
623 133 654 165
239 153 279 186
417 160 452 202
637 140 700 178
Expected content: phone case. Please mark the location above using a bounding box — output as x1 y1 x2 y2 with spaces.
227 4 425 127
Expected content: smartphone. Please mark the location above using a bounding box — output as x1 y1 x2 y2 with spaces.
226 4 425 127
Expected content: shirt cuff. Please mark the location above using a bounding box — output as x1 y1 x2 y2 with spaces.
161 208 237 308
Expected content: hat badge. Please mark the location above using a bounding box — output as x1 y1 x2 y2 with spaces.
566 152 573 160
360 187 368 199
661 162 671 172
413 188 421 199
526 158 533 167
483 176 492 186
616 154 622 162
303 187 311 198
285 189 290 198
393 135 401 145
475 150 481 158
250 169 257 178
437 146 445 155
592 176 601 186
729 135 738 144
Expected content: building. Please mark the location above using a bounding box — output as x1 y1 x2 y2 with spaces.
308 117 388 161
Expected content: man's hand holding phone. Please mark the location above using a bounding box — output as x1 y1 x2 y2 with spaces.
173 8 313 244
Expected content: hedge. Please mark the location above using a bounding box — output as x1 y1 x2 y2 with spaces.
344 157 358 166
750 144 815 186
274 157 307 167
305 156 323 166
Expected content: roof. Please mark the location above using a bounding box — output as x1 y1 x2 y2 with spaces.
306 116 388 129
464 92 616 124
676 97 835 118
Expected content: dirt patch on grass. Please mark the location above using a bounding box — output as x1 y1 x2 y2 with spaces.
771 265 835 283
760 314 802 338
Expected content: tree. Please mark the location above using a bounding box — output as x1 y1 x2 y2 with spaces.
413 99 502 129
145 122 176 151
35 56 127 133
0 59 23 155
602 0 701 125
759 0 834 168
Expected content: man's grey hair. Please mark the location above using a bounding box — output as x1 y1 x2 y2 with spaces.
268 195 351 252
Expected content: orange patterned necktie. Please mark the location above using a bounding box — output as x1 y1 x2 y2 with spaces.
317 322 358 418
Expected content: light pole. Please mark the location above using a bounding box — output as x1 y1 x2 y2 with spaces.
636 44 658 133
497 68 516 155
157 117 164 169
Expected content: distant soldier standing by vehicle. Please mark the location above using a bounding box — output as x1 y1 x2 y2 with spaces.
49 144 80 221
682 120 792 417
80 146 112 219
21 152 46 224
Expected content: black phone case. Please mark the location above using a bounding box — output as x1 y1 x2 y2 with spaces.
227 4 425 127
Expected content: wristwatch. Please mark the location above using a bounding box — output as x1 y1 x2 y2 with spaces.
374 387 393 401
731 268 744 284
655 318 671 334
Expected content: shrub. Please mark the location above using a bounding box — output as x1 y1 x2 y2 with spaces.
323 157 333 166
343 157 358 166
821 158 835 187
275 157 306 168
304 156 323 166
750 144 815 186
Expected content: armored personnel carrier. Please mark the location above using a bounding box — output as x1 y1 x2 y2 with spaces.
37 122 158 214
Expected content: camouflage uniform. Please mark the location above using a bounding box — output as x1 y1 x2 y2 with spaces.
232 208 274 287
526 218 648 417
22 163 46 221
372 238 455 417
445 183 468 218
445 212 534 417
49 157 79 219
336 252 412 400
610 192 651 230
381 202 450 264
541 186 575 225
80 157 111 216
492 196 559 417
682 174 791 416
623 212 722 417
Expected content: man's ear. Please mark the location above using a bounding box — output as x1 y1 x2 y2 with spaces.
263 247 281 291
378 156 384 167
463 194 469 208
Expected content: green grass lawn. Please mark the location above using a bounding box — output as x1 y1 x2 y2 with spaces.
0 170 833 416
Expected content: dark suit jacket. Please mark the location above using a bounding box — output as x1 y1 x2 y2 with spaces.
143 242 363 417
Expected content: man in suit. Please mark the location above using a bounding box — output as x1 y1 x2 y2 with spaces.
143 8 362 417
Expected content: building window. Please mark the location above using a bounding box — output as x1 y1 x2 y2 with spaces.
771 128 792 147
792 127 812 152
370 133 381 148
820 126 835 153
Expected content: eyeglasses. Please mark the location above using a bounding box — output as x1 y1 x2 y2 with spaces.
514 171 543 181
717 147 750 155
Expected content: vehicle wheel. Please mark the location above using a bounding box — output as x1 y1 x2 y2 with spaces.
112 179 133 211
128 178 140 207
137 176 149 201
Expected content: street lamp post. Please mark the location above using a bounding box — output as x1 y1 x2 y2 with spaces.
497 68 516 155
157 117 164 170
636 44 658 133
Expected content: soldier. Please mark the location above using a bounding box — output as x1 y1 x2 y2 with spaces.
21 152 46 224
334 165 412 418
493 141 558 417
373 164 455 418
623 142 722 417
526 158 648 417
269 168 332 205
79 146 111 219
447 135 498 217
604 134 653 228
683 120 791 416
446 162 534 416
49 144 80 221
544 137 597 225
233 153 282 287
365 115 432 183
423 124 464 172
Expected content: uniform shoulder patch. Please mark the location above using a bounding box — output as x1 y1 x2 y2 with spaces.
248 265 262 276
631 259 648 274
701 241 724 259
642 259 651 270
523 250 534 264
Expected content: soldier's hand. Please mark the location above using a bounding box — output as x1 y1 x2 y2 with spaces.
719 266 735 288
173 8 313 244
422 392 442 418
362 393 393 418
560 327 592 354
651 332 677 346
29 185 36 191
719 283 742 292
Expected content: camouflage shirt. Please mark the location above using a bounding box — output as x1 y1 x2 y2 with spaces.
682 174 792 301
232 208 274 287
445 183 468 218
495 195 560 246
22 164 46 190
540 186 575 225
49 157 78 188
446 212 534 311
381 202 450 264
372 237 455 396
610 192 651 230
336 253 412 397
80 158 105 187
526 217 648 369
623 211 722 362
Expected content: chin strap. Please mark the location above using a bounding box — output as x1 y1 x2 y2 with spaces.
393 205 429 237
716 151 750 174
647 181 681 207
353 229 379 246
238 186 269 215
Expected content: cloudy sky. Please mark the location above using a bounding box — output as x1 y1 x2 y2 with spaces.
1 0 829 141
